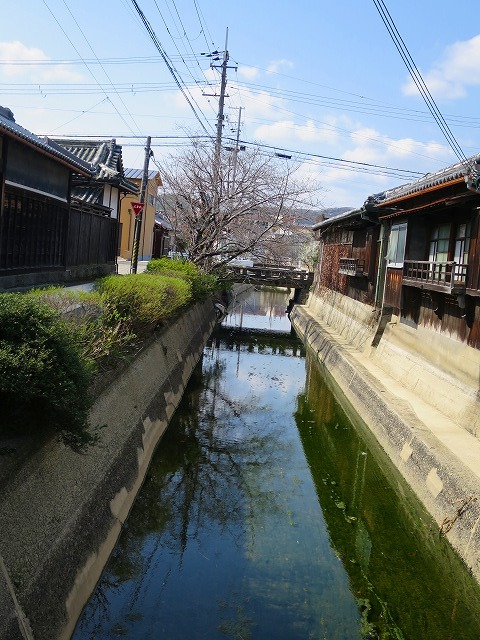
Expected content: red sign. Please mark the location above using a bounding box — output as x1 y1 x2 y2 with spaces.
131 202 144 217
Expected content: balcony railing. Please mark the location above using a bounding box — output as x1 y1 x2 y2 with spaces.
338 258 365 277
402 260 467 294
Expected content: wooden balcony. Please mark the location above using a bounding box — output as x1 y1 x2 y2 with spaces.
402 260 467 295
338 258 365 277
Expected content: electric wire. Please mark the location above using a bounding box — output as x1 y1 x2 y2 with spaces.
193 0 215 53
372 0 469 165
129 0 213 138
61 0 144 137
5 55 480 129
41 0 141 137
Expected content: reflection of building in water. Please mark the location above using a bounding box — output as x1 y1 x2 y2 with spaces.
235 288 291 317
226 288 293 334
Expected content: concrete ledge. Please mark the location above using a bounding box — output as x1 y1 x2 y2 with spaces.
306 287 378 350
291 303 480 585
0 299 217 640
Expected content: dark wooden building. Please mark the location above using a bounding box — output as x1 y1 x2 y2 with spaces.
314 155 480 351
366 156 480 349
312 208 380 305
0 108 139 290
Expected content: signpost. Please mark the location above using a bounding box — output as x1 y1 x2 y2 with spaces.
131 202 144 218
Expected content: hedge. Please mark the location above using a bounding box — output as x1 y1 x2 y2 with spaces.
0 293 91 439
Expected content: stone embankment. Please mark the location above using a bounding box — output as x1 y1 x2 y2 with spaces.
0 299 217 640
291 289 480 585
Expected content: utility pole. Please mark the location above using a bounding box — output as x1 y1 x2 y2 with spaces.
214 28 229 170
131 135 151 274
231 106 242 195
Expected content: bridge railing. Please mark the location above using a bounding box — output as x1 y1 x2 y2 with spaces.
227 264 313 287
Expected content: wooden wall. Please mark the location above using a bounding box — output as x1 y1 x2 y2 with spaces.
319 243 349 294
66 206 117 267
0 186 68 273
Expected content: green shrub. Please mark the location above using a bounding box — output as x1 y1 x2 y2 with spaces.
26 287 135 373
146 257 220 299
97 273 192 335
0 293 92 439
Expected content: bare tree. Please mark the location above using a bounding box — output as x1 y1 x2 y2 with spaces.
159 140 322 270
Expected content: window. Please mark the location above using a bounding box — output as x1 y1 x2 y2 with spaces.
454 222 470 266
148 193 156 207
453 222 470 282
387 222 407 267
429 223 450 263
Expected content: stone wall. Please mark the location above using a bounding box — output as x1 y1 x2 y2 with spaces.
0 299 217 640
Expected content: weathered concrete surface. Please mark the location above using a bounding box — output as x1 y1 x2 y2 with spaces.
291 299 480 585
0 299 217 640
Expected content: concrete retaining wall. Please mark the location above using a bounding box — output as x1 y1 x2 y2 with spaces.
306 287 379 350
0 299 217 640
291 299 480 585
369 319 480 438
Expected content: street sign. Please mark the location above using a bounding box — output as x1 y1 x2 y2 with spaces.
131 202 144 217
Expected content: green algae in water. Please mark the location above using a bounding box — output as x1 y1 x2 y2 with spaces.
295 349 480 640
72 288 480 640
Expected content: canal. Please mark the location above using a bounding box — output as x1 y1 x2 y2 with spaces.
73 287 480 639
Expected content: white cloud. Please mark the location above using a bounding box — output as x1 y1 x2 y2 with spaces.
266 59 294 74
346 127 453 166
237 65 259 80
403 34 480 100
0 40 84 82
254 119 339 146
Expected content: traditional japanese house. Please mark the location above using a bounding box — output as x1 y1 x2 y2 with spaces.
152 213 173 258
305 155 480 435
366 155 480 349
52 138 138 218
312 208 380 305
0 107 105 290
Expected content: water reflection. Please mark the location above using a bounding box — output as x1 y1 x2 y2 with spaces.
296 352 480 639
223 286 293 333
72 288 480 640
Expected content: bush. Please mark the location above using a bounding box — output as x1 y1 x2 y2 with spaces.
0 293 92 439
97 273 192 335
146 257 220 299
26 287 135 373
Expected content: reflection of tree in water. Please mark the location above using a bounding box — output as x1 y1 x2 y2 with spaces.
78 347 289 637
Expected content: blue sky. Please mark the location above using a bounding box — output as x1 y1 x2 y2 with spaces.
2 0 480 208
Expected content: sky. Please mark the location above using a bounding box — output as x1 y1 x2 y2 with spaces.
2 0 480 209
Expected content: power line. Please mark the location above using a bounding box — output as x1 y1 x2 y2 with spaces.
129 0 213 138
193 0 215 53
41 0 141 137
6 55 480 129
43 131 424 179
61 0 143 137
371 0 469 165
225 136 424 178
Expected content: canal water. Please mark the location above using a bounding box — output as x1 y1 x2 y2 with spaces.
73 287 480 640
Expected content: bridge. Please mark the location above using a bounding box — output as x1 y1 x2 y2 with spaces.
226 264 314 289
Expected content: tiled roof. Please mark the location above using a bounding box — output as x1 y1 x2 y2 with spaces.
312 208 362 230
52 138 138 195
0 106 94 175
366 154 480 207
